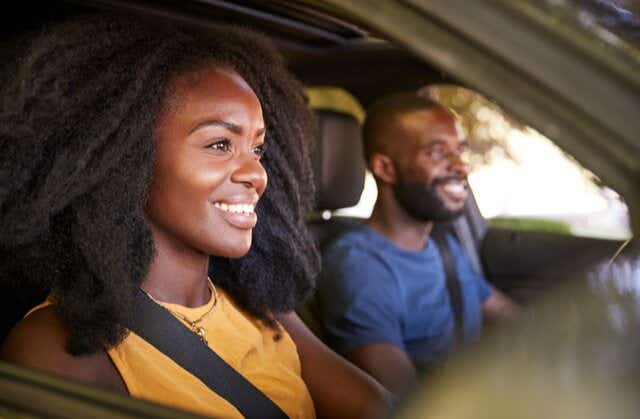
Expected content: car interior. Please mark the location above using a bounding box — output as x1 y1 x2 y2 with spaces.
0 0 636 417
0 0 464 344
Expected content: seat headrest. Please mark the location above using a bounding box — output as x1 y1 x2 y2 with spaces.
311 109 366 211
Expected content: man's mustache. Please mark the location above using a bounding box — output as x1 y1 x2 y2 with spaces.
431 175 468 187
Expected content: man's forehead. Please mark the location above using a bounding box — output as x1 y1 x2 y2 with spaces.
394 108 463 142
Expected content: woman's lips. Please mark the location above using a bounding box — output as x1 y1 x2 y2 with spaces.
213 202 258 229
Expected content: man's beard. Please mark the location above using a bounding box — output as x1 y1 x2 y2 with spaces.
393 174 466 223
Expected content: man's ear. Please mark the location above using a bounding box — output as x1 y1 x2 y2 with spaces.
370 152 397 185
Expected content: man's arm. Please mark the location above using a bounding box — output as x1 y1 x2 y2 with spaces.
482 289 521 324
346 343 417 396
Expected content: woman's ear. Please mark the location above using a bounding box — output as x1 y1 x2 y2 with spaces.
369 152 397 185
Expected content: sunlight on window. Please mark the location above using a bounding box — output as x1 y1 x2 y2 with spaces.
308 84 631 240
468 128 630 239
334 171 377 218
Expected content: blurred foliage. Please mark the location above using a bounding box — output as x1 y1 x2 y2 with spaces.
427 85 524 171
489 216 573 235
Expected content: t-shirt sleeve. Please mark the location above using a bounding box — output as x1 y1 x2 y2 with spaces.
317 244 404 355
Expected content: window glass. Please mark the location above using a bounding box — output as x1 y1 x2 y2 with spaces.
468 128 630 238
431 85 631 239
334 170 376 218
319 84 631 240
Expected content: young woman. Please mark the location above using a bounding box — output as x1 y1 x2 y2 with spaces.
0 14 390 418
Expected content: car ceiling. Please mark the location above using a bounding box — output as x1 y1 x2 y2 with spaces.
1 0 450 107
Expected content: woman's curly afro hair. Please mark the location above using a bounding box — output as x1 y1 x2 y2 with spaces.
0 13 319 355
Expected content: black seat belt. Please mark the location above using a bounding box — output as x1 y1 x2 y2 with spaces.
433 232 465 346
128 289 289 419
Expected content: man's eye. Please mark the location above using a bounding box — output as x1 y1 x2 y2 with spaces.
427 147 446 160
207 139 231 152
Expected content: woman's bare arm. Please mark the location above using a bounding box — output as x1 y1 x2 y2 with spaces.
278 311 393 419
1 306 127 393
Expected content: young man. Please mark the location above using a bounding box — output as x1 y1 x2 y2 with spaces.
317 92 519 395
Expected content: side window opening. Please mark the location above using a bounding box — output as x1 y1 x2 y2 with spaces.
306 85 631 241
429 85 631 240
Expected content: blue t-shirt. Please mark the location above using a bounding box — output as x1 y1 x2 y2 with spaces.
317 226 493 368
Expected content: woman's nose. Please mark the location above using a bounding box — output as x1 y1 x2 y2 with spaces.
231 152 268 194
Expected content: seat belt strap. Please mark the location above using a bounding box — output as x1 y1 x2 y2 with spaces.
433 233 465 346
128 289 289 419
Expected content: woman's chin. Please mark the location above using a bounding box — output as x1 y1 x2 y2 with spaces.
209 239 252 259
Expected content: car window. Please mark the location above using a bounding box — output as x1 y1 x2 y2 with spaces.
314 84 632 240
431 85 632 240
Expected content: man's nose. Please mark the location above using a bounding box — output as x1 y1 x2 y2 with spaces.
447 152 468 177
231 152 268 193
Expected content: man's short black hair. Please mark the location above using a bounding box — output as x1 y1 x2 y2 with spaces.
362 91 444 163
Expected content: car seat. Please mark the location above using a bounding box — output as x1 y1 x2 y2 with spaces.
307 108 367 250
299 108 367 338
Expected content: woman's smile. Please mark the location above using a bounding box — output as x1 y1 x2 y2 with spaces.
146 67 267 259
213 197 259 229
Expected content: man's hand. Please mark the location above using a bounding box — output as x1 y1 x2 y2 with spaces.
482 289 521 324
347 343 417 397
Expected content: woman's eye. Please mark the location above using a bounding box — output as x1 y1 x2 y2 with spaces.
207 139 232 152
253 143 266 157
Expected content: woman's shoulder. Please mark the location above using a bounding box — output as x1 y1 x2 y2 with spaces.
1 305 127 393
2 305 70 365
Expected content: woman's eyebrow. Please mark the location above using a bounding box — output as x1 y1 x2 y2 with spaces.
190 119 243 135
190 120 266 137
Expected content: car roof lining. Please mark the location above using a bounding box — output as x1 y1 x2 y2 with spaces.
1 0 453 108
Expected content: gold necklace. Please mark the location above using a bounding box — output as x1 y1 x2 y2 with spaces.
141 277 218 345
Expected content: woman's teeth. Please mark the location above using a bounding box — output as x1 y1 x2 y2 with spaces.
213 202 255 215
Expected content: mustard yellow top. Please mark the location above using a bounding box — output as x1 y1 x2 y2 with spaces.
29 289 315 419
